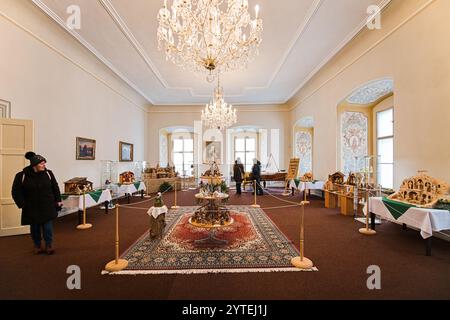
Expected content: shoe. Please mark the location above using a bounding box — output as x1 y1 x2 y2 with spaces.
45 245 55 255
34 245 45 255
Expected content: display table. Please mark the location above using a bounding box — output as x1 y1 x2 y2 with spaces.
147 205 168 219
61 189 113 224
142 176 181 194
117 181 147 203
366 197 450 255
190 192 233 245
289 180 325 197
147 206 168 239
324 190 339 208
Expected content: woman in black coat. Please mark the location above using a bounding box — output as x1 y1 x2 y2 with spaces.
11 152 62 254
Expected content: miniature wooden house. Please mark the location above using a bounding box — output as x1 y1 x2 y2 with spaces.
388 172 448 207
346 172 357 186
330 172 345 185
301 172 314 182
64 177 93 194
119 171 135 184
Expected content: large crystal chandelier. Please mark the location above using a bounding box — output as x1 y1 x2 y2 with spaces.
201 79 237 130
157 0 263 82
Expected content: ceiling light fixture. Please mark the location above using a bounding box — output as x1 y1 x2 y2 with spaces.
157 0 263 82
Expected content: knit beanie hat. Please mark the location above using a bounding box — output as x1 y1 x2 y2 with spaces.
25 152 47 166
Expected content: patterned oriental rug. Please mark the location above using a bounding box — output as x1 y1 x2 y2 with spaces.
104 205 318 275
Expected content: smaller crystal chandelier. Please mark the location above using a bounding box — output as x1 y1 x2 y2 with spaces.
201 78 237 130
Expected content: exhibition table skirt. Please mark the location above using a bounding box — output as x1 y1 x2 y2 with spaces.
117 181 146 195
289 180 325 191
366 197 450 239
62 189 113 211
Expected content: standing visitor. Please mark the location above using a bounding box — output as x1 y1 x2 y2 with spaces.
11 152 62 255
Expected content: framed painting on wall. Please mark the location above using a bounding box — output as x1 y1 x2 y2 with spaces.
119 141 134 162
204 141 221 164
76 137 96 160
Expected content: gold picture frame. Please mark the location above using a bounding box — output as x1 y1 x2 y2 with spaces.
76 137 96 160
119 141 134 162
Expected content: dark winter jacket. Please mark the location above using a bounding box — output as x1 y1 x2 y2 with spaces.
251 163 261 180
11 166 62 225
233 163 245 183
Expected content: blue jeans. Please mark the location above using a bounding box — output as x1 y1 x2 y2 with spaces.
30 221 53 247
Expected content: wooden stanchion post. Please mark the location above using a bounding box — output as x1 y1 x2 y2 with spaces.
359 190 376 235
105 204 128 272
251 180 260 208
291 200 314 269
171 181 180 209
77 192 92 230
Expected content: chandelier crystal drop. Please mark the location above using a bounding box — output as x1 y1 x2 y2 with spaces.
157 0 263 82
201 81 237 130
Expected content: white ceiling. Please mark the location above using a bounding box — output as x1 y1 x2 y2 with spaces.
32 0 390 106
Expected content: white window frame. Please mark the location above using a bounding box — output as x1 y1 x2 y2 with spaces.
376 108 394 188
172 137 194 176
234 136 257 173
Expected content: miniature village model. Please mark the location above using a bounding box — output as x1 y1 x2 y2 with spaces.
119 171 135 185
388 171 449 208
143 164 178 179
64 177 94 194
191 162 231 227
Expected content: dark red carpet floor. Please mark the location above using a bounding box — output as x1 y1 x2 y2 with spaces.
0 189 449 300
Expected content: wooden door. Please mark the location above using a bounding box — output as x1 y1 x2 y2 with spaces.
0 118 33 237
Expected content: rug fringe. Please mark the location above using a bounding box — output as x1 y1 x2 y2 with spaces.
102 267 318 276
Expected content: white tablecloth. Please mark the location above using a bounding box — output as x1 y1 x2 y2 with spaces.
289 180 325 191
366 197 450 239
147 206 168 219
117 181 146 195
62 189 112 210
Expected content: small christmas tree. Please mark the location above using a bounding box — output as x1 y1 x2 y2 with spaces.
154 192 164 207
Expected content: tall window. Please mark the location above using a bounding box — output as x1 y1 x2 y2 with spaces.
376 108 394 189
235 137 256 172
173 138 194 176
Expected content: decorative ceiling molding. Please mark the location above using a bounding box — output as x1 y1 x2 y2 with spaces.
242 0 324 93
32 0 326 101
346 78 393 104
286 0 435 112
98 0 324 99
31 0 156 105
286 0 392 104
31 0 394 106
98 0 198 97
0 8 147 111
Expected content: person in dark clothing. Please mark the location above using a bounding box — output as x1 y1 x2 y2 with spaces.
233 158 245 195
251 158 263 196
11 152 62 255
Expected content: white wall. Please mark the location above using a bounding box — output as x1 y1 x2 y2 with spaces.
147 105 290 177
0 0 147 187
289 0 450 187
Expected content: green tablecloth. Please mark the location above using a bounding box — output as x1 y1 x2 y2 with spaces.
381 197 416 220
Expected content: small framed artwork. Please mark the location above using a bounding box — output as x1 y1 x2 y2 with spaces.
204 141 221 164
119 141 134 162
76 137 96 160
